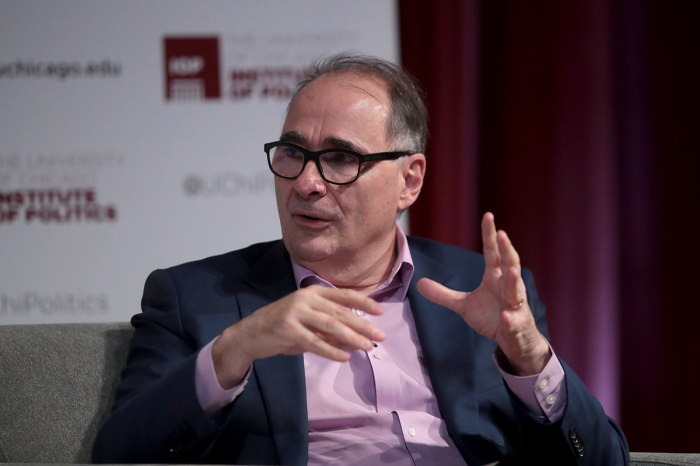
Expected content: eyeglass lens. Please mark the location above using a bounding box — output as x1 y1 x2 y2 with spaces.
269 144 361 183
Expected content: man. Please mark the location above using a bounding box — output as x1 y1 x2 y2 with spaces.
93 54 629 465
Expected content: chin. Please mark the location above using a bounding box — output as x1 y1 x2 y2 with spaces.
284 236 337 264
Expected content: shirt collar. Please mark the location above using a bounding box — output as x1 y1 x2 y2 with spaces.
290 223 414 301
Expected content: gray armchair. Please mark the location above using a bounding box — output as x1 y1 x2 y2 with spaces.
0 323 696 465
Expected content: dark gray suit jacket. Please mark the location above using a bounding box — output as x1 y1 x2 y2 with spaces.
93 237 629 465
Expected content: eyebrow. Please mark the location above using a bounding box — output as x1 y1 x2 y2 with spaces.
323 136 363 153
278 132 365 154
279 131 306 145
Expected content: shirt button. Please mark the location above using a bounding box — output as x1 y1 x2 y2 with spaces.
374 353 384 360
356 309 364 316
407 427 416 437
546 394 556 405
539 379 549 390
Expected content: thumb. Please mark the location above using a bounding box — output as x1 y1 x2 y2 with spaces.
416 278 469 312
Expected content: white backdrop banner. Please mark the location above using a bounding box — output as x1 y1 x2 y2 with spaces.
0 0 402 324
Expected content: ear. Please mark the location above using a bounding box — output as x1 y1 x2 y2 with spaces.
398 153 426 211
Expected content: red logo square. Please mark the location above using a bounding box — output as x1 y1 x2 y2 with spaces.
163 36 221 100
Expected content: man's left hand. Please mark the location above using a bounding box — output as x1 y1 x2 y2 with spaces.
417 212 551 376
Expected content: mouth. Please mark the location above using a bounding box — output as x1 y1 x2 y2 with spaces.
292 212 331 228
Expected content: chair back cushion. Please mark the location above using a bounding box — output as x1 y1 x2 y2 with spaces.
0 323 133 463
630 452 700 465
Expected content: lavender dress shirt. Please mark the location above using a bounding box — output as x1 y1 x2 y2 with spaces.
195 226 566 465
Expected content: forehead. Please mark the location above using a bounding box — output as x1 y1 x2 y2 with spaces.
283 72 391 150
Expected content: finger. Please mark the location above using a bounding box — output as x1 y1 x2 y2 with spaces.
300 310 375 352
314 295 386 342
320 333 361 351
333 303 386 341
293 322 352 362
497 230 521 273
503 266 527 310
314 286 384 316
301 287 385 341
416 278 469 312
290 287 384 342
481 212 500 269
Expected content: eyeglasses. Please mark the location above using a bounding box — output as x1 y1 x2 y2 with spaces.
264 141 414 185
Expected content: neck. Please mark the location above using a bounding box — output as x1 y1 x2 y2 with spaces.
295 230 398 294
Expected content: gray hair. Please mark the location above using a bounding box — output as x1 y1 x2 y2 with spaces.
289 52 428 154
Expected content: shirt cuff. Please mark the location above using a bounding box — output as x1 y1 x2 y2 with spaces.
493 340 567 423
195 336 251 417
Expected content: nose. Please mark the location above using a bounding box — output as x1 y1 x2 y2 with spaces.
293 159 327 198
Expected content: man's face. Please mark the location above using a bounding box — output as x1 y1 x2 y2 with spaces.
275 72 407 268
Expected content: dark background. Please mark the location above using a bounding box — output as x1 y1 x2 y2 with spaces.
400 0 700 453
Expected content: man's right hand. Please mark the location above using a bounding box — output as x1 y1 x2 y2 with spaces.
211 285 386 389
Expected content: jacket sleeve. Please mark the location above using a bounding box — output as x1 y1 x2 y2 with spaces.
504 268 630 465
92 269 232 464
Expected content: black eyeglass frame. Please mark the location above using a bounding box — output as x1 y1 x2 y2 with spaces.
264 141 414 185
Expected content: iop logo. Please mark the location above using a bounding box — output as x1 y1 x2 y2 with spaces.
163 36 221 100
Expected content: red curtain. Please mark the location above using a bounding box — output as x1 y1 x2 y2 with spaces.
401 0 700 453
401 0 481 251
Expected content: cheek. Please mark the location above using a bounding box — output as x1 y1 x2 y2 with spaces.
357 185 397 222
367 171 402 207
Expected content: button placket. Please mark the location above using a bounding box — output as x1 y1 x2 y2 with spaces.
392 409 462 464
367 342 402 413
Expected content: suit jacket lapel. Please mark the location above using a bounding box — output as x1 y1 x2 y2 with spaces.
407 240 502 463
238 241 308 466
